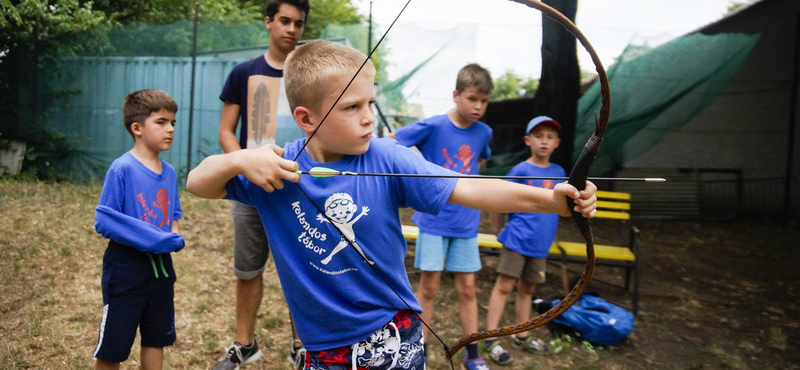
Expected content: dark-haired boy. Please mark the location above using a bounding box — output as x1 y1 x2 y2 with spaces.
93 89 185 370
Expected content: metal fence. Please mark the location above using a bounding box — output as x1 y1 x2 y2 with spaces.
51 56 244 180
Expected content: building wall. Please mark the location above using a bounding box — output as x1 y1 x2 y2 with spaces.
624 0 800 219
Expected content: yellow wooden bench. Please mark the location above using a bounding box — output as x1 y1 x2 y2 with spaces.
401 190 641 315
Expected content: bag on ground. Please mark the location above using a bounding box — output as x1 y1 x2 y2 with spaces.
549 295 634 346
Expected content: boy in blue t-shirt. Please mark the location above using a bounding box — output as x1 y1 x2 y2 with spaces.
93 89 185 370
216 1 310 368
391 63 493 367
484 116 564 365
186 41 598 370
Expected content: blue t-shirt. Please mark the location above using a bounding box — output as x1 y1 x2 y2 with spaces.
497 161 564 257
219 55 304 149
95 152 183 251
394 114 492 237
223 138 459 351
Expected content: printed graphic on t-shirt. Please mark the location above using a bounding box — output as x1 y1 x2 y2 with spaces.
442 144 476 174
247 75 291 148
137 189 171 229
153 189 172 228
289 192 374 273
317 193 374 265
527 179 555 189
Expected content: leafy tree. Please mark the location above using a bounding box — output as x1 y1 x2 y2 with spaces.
1 0 22 27
491 70 539 101
0 0 111 181
90 0 262 24
304 0 362 40
88 0 362 40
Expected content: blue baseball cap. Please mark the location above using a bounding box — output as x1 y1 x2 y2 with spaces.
526 116 561 134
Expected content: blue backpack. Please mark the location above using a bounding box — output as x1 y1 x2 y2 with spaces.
549 295 634 346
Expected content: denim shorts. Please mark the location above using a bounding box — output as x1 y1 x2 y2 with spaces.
413 231 481 272
305 310 426 370
231 201 270 279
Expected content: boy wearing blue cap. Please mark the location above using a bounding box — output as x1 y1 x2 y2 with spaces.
484 116 563 365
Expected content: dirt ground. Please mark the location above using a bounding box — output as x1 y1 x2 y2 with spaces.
2 181 798 369
403 210 800 370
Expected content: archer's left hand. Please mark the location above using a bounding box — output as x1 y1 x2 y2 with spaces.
553 181 597 218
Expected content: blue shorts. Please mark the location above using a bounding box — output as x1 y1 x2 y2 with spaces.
413 231 481 272
93 242 177 363
305 310 426 370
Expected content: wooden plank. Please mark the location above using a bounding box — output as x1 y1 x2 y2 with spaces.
597 200 631 211
596 190 631 200
595 210 630 220
552 241 636 261
403 224 635 263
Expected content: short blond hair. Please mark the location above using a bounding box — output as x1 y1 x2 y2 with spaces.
284 40 376 114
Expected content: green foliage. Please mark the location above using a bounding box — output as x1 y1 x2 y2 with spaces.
304 0 363 40
90 0 263 24
491 70 539 101
727 0 757 14
15 124 105 183
0 0 22 27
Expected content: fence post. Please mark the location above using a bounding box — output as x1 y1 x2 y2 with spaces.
187 3 200 175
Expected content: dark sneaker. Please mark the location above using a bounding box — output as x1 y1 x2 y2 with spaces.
511 335 550 355
287 344 306 370
487 341 513 365
462 357 490 370
212 341 263 370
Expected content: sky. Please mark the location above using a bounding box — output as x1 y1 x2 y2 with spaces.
352 0 737 117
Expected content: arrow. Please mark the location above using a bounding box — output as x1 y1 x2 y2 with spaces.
295 166 666 182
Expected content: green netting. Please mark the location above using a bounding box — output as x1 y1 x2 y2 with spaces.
576 32 761 176
4 19 444 181
99 20 271 57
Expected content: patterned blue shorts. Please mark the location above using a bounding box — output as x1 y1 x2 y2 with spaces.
305 310 426 370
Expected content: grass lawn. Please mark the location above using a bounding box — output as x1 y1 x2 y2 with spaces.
1 179 798 369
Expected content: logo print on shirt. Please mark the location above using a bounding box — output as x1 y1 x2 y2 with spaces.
316 192 374 265
442 144 476 174
153 188 171 228
526 179 555 189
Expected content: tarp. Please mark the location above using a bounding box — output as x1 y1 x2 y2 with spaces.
576 33 761 175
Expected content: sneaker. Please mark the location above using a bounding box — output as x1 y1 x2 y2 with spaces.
287 344 306 370
486 341 513 365
511 335 550 355
462 357 490 370
212 341 263 370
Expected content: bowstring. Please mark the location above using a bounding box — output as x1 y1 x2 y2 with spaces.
287 0 456 367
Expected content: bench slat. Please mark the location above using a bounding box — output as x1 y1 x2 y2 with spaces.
597 200 631 211
596 190 631 200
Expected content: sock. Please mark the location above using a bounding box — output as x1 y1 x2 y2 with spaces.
484 338 497 347
465 343 479 360
514 334 529 343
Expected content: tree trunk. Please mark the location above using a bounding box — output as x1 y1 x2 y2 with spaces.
533 0 579 171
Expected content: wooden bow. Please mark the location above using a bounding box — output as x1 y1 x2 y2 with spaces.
444 0 611 360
